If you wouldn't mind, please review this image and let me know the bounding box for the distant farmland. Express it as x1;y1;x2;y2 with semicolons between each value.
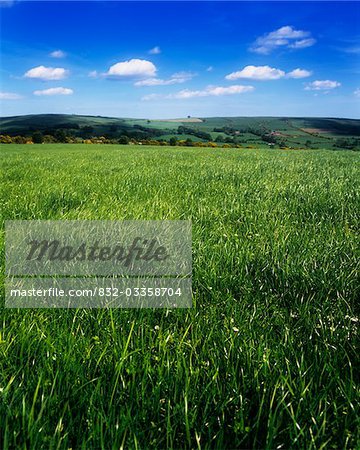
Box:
1;114;359;149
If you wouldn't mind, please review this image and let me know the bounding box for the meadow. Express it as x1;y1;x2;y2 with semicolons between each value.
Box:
0;144;359;449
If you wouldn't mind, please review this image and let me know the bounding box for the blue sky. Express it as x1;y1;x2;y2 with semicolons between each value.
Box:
1;1;359;118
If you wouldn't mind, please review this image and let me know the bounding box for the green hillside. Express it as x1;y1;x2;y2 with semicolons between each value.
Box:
1;114;359;149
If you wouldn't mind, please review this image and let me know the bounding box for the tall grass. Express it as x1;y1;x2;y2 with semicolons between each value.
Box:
0;144;359;449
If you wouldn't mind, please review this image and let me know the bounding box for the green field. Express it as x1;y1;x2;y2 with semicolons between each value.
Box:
0;144;359;449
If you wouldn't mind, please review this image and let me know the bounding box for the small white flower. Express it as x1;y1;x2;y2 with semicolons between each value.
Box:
345;315;358;323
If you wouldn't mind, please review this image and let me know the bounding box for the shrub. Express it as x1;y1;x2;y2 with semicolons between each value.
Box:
0;135;13;144
13;135;28;144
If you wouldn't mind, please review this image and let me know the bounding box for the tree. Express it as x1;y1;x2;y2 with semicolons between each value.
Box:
82;125;94;133
109;124;119;133
54;129;67;143
32;131;44;144
80;125;94;139
118;135;129;145
169;137;177;146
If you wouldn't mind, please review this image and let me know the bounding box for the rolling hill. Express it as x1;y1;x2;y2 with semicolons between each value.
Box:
1;114;359;149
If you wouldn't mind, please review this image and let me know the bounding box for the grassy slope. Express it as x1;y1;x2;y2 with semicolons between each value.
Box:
1;114;359;142
0;144;359;449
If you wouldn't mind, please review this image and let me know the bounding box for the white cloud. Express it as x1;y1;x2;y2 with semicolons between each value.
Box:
287;68;312;78
0;0;15;8
268;25;309;39
305;80;341;91
141;93;162;101
344;46;360;54
206;66;214;72
172;71;195;80
171;85;254;98
250;25;316;54
88;70;98;78
135;78;172;87
0;91;22;99
226;65;313;81
24;65;69;80
142;84;254;100
288;38;316;49
226;65;285;81
33;87;73;96
50;50;66;58
353;88;360;97
149;46;161;55
134;71;195;86
106;59;156;78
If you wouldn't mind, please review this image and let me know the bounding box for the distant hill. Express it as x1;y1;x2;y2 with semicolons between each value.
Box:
1;114;359;149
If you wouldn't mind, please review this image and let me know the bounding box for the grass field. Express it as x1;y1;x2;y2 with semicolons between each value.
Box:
0;144;359;449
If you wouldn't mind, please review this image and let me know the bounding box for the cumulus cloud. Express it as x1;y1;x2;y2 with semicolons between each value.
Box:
287;68;312;78
142;84;254;100
106;59;156;78
354;88;360;97
226;65;285;81
0;91;22;99
134;71;195;86
50;50;66;58
305;80;341;91
33;87;73;96
226;65;313;81
149;46;161;55
24;65;69;80
250;25;316;54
